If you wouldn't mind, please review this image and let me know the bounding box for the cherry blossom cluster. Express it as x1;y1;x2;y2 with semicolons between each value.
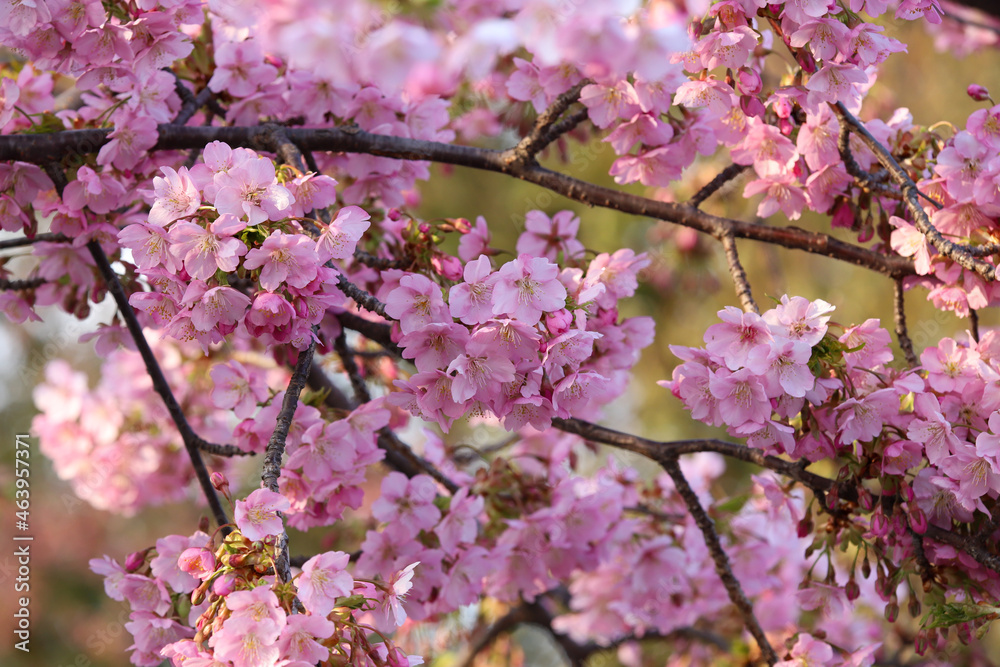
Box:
116;142;368;351
7;0;1000;663
30;339;244;514
384;211;654;432
667;298;1000;651
90;485;421;667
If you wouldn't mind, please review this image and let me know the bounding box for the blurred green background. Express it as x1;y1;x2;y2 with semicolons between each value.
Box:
3;16;1000;667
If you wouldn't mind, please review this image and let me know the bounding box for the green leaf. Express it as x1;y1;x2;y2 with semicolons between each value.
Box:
921;601;1000;630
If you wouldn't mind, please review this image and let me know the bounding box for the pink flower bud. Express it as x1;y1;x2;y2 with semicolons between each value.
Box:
968;84;991;102
831;201;855;228
387;208;402;221
124;550;147;572
908;506;928;535
545;309;573;336
870;509;888;538
740;94;766;119
845;578;860;601
736;67;762;96
452;217;471;233
431;254;463;281
212;571;237;596
772;97;794;119
211;471;229;492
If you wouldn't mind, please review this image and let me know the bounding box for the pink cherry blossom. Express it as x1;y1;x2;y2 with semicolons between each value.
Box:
297;551;354;616
492;254;567;325
243;230;319;291
234;489;290;541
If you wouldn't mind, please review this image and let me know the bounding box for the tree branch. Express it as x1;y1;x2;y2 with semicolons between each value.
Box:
720;232;758;314
0;277;46;290
893;279;918;367
86;239;231;530
504;80;591;167
0;232;70;250
661;457;777;664
833;102;996;281
0;124;916;279
691;163;750;208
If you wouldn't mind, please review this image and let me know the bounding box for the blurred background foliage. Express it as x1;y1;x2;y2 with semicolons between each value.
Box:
2;17;1000;667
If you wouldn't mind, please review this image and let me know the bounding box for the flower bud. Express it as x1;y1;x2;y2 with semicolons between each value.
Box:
908;506;928;535
387;208;402;221
968;84;991;102
736;67;762;96
908;595;921;618
431;254;463;281
845;578;860;601
124;550;147;572
740;94;766;119
211;472;229;493
884;600;899;622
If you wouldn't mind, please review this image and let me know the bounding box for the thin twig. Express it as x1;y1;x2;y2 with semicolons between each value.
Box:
552;417;1000;575
833;102;996;282
691;163;750;208
720;232;758;314
661;457;778;664
261;334;318;494
333;327;372;404
0;232;70;250
86;239;231;530
336;311;399;355
260;333;317;588
336;274;387;317
353;248;411;271
893;278;918;367
505;79;591;166
970;308;980;343
0;277;45;290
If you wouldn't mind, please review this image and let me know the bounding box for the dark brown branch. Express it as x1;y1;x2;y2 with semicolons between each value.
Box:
261;334;318;494
836;119;898;198
333;327;372;404
336;274;387;317
834;103;996;282
196;440;253;457
456;605;532;667
336;311;399;355
970;309;980;343
0;277;45;290
86;239;231;530
505;80;591;166
720;232;758;314
353;248;411;271
553;417;1000;576
306;350;459;493
893;279;918;367
690;163;750;208
261;333;317;589
660;457;778;665
0;124;916;279
0;232;70;250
